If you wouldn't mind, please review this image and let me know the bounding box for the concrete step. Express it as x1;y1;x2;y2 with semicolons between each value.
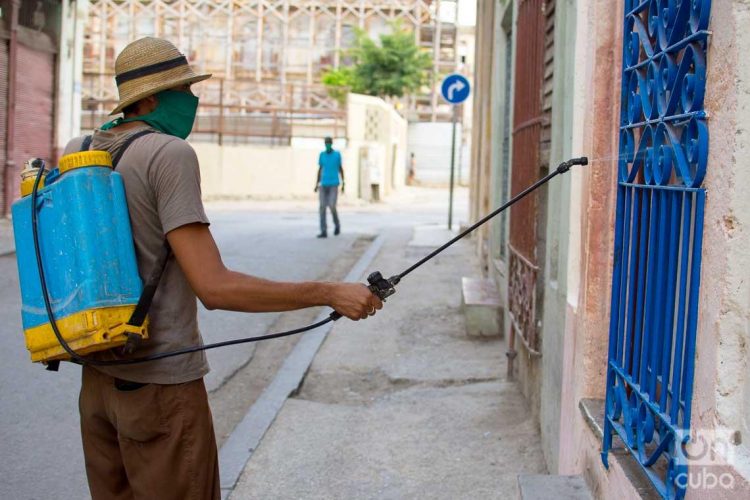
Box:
461;277;502;338
518;474;593;500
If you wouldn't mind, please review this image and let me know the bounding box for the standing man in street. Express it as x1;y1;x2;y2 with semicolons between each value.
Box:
315;136;344;238
63;38;381;500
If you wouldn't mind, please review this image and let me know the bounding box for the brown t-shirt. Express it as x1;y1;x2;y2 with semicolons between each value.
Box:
64;125;210;384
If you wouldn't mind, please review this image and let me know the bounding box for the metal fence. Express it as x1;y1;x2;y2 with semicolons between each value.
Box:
81;79;347;144
601;1;712;498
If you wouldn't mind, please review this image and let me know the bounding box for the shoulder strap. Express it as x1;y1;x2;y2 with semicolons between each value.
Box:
127;241;172;328
114;129;169;351
121;243;171;355
119;128;167;329
78;129;154;167
112;129;155;169
80;135;92;152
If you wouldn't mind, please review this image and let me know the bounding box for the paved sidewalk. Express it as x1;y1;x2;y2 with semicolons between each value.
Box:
227;226;546;499
0;219;14;256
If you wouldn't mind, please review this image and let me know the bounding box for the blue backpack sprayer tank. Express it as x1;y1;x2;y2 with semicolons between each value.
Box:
12;151;149;365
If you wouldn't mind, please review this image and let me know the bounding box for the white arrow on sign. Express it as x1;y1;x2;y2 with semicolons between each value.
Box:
447;80;466;101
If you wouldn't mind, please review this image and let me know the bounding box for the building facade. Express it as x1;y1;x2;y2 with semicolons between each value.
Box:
471;0;750;498
78;0;461;144
0;0;82;216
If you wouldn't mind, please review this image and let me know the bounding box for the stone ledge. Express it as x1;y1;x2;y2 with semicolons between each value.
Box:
461;277;502;338
462;277;502;306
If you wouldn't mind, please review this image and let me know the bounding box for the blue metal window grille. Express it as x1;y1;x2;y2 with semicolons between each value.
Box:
602;1;712;499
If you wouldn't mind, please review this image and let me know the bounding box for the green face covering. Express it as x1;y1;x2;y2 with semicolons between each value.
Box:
102;90;199;139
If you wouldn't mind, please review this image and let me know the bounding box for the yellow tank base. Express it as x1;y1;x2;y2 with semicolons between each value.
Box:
24;306;149;363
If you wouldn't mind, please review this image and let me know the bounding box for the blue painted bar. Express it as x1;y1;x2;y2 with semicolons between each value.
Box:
635;191;653;387
649;190;669;398
603;183;629;469
647;191;661;396
658;192;681;414
670;194;693;426
624;188;642;373
614;186;631;366
621;111;708;131
642;190;661;396
620;183;704;193
682;191;706;427
609;184;626;360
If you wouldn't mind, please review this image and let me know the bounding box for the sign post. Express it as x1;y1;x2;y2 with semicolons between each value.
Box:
440;74;470;230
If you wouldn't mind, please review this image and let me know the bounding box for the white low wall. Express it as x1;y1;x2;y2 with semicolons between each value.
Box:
192;93;407;201
193;142;358;200
347;93;408;200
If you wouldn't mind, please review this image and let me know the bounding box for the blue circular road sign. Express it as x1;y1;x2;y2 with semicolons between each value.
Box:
440;74;471;104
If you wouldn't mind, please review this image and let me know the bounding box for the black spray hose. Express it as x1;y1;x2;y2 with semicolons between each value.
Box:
31;161;90;365
398;157;588;281
31;157;587;367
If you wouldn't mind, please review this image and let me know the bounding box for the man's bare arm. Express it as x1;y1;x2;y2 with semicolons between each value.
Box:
166;223;382;320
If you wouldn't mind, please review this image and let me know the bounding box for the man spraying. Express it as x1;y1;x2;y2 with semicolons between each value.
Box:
63;38;381;500
314;136;344;238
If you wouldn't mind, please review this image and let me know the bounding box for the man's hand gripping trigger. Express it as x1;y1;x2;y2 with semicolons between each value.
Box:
329;271;399;321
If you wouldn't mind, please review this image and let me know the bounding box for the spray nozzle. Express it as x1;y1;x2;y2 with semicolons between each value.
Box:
556;156;589;174
570;157;589;166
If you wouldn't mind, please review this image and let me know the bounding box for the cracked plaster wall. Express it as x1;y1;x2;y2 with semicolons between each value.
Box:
690;0;750;492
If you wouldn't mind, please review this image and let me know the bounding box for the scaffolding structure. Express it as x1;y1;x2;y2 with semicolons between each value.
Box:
81;0;459;142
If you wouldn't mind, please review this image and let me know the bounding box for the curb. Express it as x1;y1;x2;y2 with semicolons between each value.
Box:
218;234;386;499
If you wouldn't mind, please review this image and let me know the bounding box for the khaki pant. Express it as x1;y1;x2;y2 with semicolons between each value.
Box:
79;366;220;500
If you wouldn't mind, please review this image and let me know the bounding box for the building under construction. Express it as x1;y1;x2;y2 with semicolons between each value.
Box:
81;0;460;143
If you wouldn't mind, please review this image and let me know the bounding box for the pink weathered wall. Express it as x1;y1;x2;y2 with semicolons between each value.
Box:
558;0;621;477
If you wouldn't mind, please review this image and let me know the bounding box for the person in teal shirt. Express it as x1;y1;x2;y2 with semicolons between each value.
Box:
314;137;345;238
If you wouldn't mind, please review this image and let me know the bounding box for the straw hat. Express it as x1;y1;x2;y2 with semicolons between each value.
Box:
111;37;211;115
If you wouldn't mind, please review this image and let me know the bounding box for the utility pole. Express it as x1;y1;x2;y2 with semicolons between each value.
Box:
440;73;470;231
448;104;457;230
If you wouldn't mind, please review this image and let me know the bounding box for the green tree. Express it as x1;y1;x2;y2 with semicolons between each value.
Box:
322;25;432;102
321;67;355;105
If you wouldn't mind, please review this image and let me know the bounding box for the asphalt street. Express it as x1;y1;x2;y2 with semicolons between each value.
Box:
0;187;468;499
